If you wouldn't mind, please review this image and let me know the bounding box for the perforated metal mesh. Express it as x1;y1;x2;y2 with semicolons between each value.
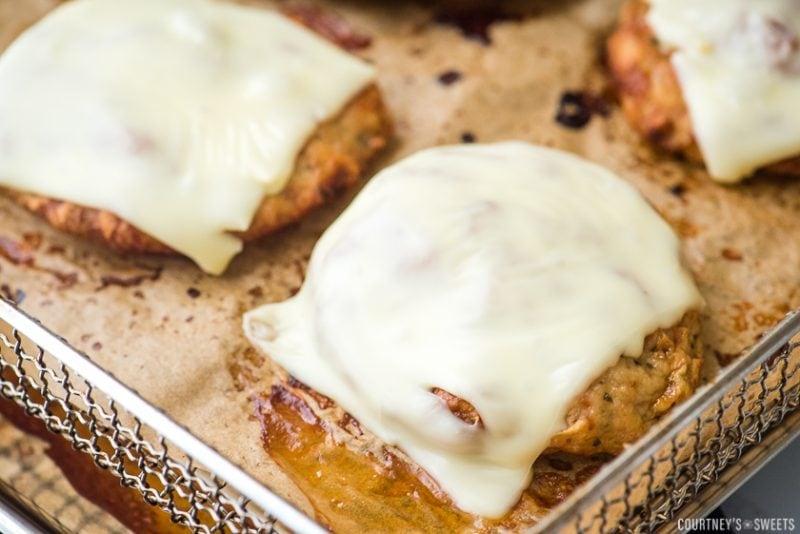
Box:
536;312;800;533
0;296;798;533
0;299;307;534
0;419;126;533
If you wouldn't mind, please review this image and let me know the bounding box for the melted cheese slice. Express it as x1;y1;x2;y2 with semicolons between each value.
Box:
0;0;375;274
244;142;702;517
647;0;800;182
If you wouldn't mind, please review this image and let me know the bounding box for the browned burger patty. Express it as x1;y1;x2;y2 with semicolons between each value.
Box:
3;7;392;256
547;310;702;455
252;311;702;530
6;85;391;255
607;0;800;176
431;311;702;456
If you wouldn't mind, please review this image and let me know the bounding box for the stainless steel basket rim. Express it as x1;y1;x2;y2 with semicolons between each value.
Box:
0;298;326;534
2;295;798;533
534;310;800;532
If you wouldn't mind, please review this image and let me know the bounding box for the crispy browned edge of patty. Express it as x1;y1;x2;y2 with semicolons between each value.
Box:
284;310;701;461
607;0;800;176
5;84;391;255
250;313;701;529
546;310;702;456
256;312;702;528
430;311;703;457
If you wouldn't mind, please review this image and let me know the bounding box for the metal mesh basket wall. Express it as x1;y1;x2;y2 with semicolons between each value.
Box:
0;297;798;533
536;312;800;533
0;426;128;533
0;299;325;534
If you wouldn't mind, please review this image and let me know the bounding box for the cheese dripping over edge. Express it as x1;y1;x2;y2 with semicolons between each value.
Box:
244;142;702;517
647;0;800;183
0;0;375;274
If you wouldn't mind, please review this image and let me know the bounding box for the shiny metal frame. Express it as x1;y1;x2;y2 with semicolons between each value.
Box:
537;311;800;533
0;298;325;533
0;296;798;533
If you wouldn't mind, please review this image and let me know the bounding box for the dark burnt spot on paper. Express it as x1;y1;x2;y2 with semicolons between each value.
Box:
555;91;611;130
437;69;462;86
721;248;743;261
0;236;34;266
97;265;163;291
668;183;687;198
434;7;522;45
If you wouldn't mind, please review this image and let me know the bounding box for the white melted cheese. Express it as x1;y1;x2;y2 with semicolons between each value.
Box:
647;0;800;183
244;142;702;517
0;0;375;274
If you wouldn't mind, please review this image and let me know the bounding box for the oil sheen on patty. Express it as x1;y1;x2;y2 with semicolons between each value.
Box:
244;142;703;517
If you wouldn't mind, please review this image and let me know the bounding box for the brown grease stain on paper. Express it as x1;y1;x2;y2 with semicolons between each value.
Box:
1;0;800;531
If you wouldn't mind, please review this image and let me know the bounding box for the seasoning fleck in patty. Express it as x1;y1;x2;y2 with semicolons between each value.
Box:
546;310;702;455
251;312;702;530
607;0;800;176
430;311;702;456
3;7;392;257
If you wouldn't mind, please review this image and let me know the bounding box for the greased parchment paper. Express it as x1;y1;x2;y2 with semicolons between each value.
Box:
1;0;799;526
